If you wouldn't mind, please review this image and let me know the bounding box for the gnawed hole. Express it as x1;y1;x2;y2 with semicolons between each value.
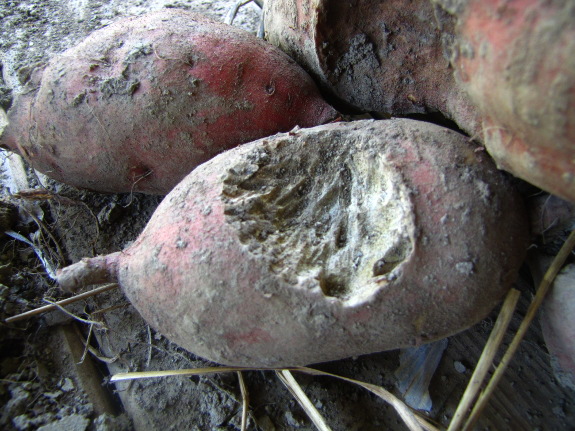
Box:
222;135;414;301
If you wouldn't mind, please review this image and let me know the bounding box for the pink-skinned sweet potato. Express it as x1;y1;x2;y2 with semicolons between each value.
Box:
56;119;529;367
264;0;575;202
0;9;337;194
449;0;575;202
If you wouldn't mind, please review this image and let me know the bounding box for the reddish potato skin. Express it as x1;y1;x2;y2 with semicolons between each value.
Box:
452;0;575;202
0;9;337;194
264;0;575;202
57;119;529;367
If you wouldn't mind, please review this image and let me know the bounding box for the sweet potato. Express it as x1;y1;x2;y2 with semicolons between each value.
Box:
0;9;337;194
263;0;476;130
56;119;529;367
540;264;575;391
529;253;575;391
264;0;575;202
448;0;575;202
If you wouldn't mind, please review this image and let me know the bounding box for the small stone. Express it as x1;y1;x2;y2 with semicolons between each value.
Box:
37;414;89;431
97;202;123;225
93;413;132;431
256;415;276;431
43;390;62;400
12;414;32;431
284;410;303;428
5;387;31;416
60;378;74;392
454;361;467;373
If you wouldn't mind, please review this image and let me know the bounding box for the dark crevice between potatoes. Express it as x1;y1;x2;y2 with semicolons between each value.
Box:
222;133;415;301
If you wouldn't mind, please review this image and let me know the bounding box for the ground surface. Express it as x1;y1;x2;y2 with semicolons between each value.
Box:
0;1;574;430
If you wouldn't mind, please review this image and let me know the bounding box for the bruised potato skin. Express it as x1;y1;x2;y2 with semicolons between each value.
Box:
0;9;337;194
58;119;529;367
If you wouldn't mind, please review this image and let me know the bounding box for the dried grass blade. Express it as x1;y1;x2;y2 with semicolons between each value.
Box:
110;366;258;382
276;370;332;431
294;367;437;431
237;371;249;431
447;288;520;431
462;229;575;430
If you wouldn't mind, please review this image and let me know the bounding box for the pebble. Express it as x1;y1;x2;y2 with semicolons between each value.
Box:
284;410;303;428
60;378;74;392
454;361;467;373
37;414;89;431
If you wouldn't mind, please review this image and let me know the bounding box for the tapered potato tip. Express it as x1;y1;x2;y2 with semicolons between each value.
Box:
57;252;120;292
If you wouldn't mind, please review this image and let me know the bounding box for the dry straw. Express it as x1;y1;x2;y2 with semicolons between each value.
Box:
6;230;575;430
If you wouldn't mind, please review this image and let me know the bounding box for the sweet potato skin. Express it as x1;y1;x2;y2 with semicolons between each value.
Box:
264;0;575;202
263;0;479;134
540;264;575;390
0;9;337;194
451;0;575;201
58;119;529;367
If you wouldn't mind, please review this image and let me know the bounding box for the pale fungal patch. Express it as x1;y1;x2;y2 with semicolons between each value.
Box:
222;134;415;301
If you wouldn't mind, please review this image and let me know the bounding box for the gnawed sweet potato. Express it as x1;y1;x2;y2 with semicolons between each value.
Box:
0;9;337;194
57;119;529;367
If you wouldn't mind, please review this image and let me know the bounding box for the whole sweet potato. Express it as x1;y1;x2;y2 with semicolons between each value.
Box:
264;0;575;202
57;119;529;367
0;9;337;194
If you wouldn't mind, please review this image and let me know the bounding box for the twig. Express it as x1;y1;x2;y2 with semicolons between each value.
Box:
447;288;521;431
462;229;575;430
123;169;153;208
31;215;66;265
4;283;118;323
146;325;153;368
